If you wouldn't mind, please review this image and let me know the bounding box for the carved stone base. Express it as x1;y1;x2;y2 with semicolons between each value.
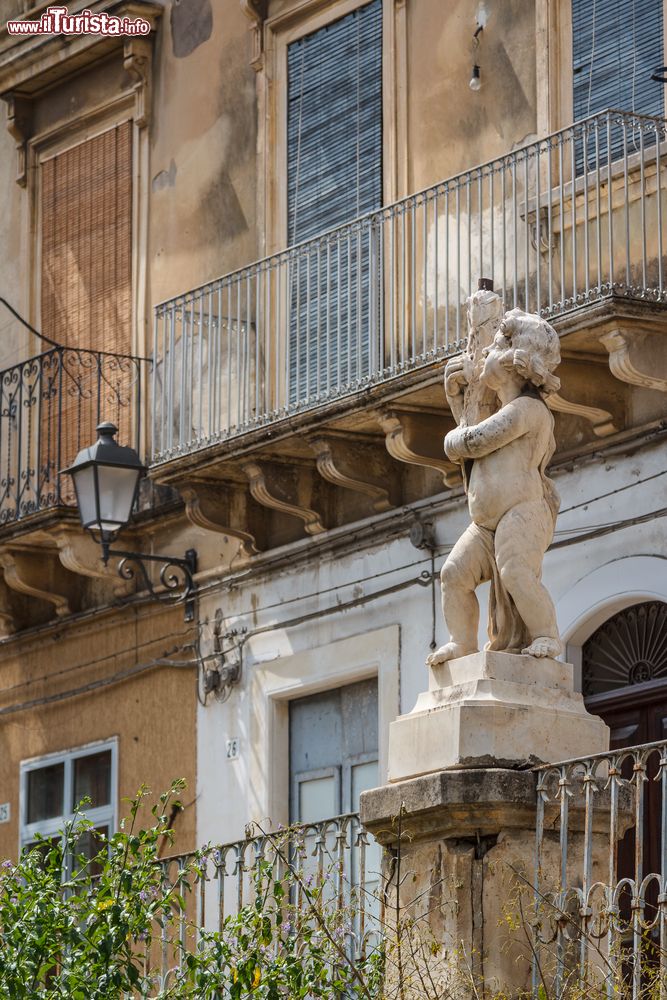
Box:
387;650;609;781
360;766;622;996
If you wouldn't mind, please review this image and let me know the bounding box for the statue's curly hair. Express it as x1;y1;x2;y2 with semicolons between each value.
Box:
495;308;561;396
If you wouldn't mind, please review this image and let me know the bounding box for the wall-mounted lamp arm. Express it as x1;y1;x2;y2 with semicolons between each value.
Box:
102;545;198;621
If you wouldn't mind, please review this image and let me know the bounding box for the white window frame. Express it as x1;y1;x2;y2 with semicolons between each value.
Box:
19;738;118;855
248;625;399;830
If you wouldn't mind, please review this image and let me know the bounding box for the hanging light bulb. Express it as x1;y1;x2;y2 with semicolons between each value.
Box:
469;16;484;93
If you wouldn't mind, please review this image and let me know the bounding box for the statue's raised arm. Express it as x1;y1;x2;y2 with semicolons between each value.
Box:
444;281;504;485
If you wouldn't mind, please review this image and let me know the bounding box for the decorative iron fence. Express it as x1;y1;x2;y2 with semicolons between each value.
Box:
0;347;145;525
533;739;667;999
152;108;667;462
117;740;667;997
152;813;380;992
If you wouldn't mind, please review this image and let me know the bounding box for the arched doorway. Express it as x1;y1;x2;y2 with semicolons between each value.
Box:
583;600;667;897
583;600;667;748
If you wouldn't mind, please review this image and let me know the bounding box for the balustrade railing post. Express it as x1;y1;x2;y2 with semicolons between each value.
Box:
657;121;664;297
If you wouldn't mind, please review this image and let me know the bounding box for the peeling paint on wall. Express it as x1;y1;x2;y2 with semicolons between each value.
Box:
171;0;213;58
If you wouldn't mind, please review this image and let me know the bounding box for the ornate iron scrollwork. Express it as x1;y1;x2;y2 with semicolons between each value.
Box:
107;547;197;621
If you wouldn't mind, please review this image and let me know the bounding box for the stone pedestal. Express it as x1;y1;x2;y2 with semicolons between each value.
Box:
360;767;618;997
360;652;613;995
388;650;609;780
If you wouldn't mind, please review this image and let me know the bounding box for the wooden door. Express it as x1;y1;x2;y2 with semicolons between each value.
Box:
585;680;667;925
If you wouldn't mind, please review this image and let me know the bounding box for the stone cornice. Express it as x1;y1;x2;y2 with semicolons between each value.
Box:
0;1;162;183
0;0;162;96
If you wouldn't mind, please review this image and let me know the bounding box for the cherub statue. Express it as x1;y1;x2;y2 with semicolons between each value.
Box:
428;305;562;665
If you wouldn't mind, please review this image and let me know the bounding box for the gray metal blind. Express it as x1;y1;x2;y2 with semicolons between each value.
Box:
287;0;382;402
288;0;382;242
573;0;664;121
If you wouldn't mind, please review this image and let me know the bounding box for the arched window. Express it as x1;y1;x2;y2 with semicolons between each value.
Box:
582;601;667;696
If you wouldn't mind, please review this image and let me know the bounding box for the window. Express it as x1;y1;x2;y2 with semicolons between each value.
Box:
583;601;667;696
40;121;133;355
39;122;134;501
289;679;381;926
286;0;383;402
583;601;667;915
20;743;116;868
572;0;664;168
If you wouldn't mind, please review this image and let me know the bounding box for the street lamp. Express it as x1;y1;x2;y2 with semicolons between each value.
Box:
65;422;145;556
63;422;197;620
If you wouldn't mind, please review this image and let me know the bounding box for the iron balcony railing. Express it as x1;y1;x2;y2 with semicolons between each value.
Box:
533;739;667;999
145;740;667;997
152;108;667;463
152;813;380;992
0;346;146;525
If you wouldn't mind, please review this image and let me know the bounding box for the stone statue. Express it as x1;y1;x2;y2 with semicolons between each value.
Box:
428;296;563;666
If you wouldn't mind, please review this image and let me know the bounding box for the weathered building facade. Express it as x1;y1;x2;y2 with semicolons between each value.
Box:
0;0;665;899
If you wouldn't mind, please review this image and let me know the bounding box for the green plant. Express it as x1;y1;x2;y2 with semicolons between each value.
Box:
6;786;662;999
0;781;194;998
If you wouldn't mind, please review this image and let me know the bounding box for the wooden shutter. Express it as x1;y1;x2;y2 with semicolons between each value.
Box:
286;0;383;402
41;121;132;354
39;122;133;502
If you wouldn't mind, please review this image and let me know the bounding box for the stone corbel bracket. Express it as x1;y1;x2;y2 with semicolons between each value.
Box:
547;393;617;437
240;0;267;71
307;435;393;513
54;527;133;597
123;34;153;128
374;408;461;489
3;93;30;186
0;546;77;618
600;330;667;393
180;480;261;558
243;460;326;536
0;576;17;637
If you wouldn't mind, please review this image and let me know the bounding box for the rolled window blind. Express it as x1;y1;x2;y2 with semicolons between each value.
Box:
572;0;664;122
40;122;133;494
41;121;132;355
287;0;382;402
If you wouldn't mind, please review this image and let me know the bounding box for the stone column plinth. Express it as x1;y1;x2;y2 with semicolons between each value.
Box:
388;650;609;780
360;651;614;996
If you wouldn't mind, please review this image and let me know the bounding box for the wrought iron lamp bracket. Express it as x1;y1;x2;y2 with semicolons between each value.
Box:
102;544;198;621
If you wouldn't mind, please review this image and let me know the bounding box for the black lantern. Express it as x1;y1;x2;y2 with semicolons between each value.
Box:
63;422;197;620
64;422;146;558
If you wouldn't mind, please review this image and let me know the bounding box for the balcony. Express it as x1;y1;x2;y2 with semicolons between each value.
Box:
0;343;145;527
150;109;667;553
1;109;667;623
0;324;149;633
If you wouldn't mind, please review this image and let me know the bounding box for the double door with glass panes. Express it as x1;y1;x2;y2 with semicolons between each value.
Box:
289;678;381;929
289;678;378;824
